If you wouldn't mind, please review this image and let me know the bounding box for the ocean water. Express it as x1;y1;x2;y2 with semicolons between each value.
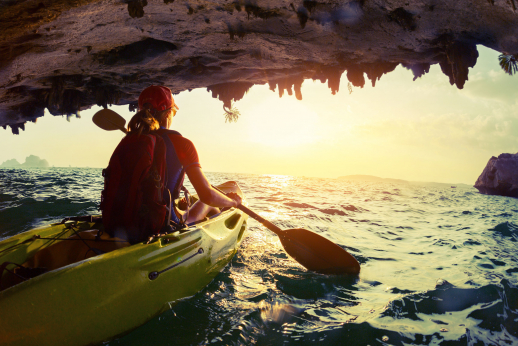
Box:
1;168;518;345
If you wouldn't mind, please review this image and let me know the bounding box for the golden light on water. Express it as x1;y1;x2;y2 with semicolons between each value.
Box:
259;205;314;223
260;174;294;188
259;302;299;324
258;209;291;222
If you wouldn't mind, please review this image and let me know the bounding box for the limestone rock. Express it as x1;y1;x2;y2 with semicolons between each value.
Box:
0;155;49;168
0;158;21;167
474;153;518;198
22;155;50;168
1;0;518;134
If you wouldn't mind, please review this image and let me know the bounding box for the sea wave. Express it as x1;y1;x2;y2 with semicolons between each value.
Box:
1;168;518;345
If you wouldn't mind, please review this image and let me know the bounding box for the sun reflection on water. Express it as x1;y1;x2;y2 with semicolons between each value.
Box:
260;174;294;188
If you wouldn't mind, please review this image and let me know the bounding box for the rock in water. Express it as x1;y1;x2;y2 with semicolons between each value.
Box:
474;154;518;197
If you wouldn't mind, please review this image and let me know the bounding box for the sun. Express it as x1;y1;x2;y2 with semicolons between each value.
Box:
246;97;320;148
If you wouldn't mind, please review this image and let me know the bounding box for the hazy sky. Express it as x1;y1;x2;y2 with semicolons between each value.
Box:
1;46;517;184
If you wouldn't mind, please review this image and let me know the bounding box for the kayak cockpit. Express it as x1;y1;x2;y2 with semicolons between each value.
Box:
22;229;130;271
0;211;234;292
0;218;131;292
0;181;247;294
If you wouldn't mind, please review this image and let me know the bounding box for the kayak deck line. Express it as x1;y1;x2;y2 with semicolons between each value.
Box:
149;247;204;280
0;180;249;346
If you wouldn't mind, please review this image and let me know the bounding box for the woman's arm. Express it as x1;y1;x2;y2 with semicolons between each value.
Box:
185;166;241;207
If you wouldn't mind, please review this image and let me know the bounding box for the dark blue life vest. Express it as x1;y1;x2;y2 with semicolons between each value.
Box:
156;128;186;224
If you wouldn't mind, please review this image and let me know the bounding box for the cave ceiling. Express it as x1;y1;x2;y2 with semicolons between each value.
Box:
1;0;517;134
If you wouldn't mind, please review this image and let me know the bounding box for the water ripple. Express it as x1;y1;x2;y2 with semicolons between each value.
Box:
2;169;518;345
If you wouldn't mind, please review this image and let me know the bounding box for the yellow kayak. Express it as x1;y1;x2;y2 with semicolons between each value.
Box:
0;181;248;346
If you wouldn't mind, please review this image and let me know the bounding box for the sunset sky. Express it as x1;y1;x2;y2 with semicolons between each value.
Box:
1;46;517;184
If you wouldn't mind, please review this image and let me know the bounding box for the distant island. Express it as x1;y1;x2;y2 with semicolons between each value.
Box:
338;175;408;184
0;155;50;168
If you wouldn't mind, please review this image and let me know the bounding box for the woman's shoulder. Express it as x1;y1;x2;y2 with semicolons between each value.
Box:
156;128;182;137
166;129;182;137
160;130;196;149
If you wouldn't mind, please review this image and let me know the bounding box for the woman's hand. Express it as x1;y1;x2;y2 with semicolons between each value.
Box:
178;197;189;210
226;192;242;207
186;166;242;208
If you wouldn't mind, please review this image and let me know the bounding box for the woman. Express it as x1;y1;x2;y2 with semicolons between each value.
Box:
128;85;241;225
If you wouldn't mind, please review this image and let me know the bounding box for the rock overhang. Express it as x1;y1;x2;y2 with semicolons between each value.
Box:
1;0;517;134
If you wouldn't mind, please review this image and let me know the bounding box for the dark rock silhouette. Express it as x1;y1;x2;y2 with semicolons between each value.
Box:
268;76;304;100
0;155;49;168
312;66;345;95
474;153;518;198
388;7;416;31
364;62;399;87
402;63;431;81
346;65;366;89
101;38;178;66
344;62;399;88
0;159;21;167
126;0;148;18
22;155;50;168
207;82;254;109
438;40;479;89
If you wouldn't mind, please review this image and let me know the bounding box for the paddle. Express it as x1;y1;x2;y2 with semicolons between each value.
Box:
92;108;361;275
92;109;128;134
212;186;360;275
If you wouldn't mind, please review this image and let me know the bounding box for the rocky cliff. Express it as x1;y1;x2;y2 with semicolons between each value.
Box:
1;0;518;134
0;155;50;168
474;153;518;198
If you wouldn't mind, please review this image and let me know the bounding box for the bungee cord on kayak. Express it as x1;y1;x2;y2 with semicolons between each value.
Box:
0;223;127;290
148;247;205;281
0;231;128;256
0;217;129;257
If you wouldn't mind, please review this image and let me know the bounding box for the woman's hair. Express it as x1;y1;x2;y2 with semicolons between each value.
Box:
127;106;172;135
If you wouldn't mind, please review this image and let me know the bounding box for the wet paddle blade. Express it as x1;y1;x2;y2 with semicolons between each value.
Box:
92;109;127;133
278;228;360;275
214;184;361;275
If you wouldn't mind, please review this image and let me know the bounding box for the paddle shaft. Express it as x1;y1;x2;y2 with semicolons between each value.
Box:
236;204;283;235
211;185;283;235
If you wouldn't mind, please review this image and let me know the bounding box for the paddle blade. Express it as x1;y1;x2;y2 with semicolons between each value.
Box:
92;109;127;133
278;229;360;275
